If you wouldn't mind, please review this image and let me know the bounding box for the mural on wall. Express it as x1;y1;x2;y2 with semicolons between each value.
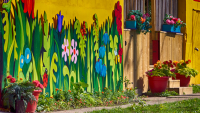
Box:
0;0;123;96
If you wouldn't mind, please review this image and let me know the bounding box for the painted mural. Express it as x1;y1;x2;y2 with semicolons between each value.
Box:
0;0;123;96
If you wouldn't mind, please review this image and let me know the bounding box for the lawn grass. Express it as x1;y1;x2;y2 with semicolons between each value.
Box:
90;98;200;113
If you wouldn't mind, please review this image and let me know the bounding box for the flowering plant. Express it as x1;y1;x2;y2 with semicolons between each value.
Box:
163;14;186;28
2;76;43;111
172;60;198;77
127;10;152;34
146;60;176;77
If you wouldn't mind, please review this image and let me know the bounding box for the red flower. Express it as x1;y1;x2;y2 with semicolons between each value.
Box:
39;84;44;89
6;75;12;79
130;15;136;20
185;61;189;64
188;59;191;63
33;80;40;87
22;0;35;19
43;71;48;88
118;43;123;63
172;18;178;22
10;78;16;83
169;60;172;64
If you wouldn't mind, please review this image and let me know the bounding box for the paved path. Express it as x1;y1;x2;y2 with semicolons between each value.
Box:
50;93;200;113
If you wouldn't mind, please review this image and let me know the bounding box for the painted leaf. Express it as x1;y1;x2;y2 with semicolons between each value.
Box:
19;71;25;81
26;19;30;44
2;10;9;52
63;65;69;77
50;53;58;96
32;54;38;81
26;62;33;80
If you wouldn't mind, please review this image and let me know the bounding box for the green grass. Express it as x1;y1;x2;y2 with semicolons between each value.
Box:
90;98;200;113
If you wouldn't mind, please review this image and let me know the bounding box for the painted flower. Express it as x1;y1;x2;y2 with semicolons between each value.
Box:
95;59;103;74
100;64;107;77
22;0;35;19
102;32;110;45
70;39;79;64
20;55;25;69
57;11;64;32
10;78;16;83
43;69;48;88
118;44;123;63
115;1;122;36
130;15;136;20
25;48;32;64
166;19;171;25
62;38;69;62
114;49;118;56
6;75;12;79
99;46;106;58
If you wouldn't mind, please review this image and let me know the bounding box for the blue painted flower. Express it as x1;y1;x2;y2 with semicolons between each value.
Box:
95;59;102;74
20;55;25;69
57;11;64;32
100;64;107;77
25;48;32;64
102;32;110;45
99;46;106;58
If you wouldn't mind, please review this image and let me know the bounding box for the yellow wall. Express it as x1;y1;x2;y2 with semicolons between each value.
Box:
33;0;123;29
178;0;200;84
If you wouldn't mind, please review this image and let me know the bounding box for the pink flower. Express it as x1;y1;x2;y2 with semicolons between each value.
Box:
33;80;40;87
170;16;173;18
180;22;182;24
170;20;175;24
130;15;135;20
166;19;171;25
70;39;79;64
10;78;16;83
62;38;69;62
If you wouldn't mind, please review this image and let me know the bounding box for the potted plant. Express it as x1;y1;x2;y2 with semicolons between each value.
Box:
171;60;198;87
162;14;186;33
126;10;151;34
2;75;43;113
146;60;175;93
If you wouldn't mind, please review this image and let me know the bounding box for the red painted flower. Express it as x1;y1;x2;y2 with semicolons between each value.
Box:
10;78;16;83
6;75;12;79
115;1;122;36
22;0;35;19
43;69;48;88
118;43;123;63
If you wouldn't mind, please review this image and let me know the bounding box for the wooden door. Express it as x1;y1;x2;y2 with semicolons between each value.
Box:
191;10;200;84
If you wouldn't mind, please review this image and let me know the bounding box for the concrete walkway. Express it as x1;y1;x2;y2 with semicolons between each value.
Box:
50;93;200;113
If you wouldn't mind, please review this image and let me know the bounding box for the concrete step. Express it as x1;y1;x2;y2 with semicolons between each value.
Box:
167;87;193;95
168;80;180;88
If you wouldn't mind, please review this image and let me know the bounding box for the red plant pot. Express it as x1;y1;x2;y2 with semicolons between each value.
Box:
148;76;169;93
172;73;190;87
25;90;42;113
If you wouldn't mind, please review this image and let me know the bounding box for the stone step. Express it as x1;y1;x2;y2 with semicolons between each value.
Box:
168;80;180;88
167;87;193;95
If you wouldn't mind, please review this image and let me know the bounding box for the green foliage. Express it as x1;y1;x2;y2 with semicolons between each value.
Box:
147;90;179;97
174;60;198;78
190;85;200;93
2;80;36;110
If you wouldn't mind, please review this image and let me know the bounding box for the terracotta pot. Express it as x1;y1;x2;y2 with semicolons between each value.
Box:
25;90;42;113
172;73;190;87
148;76;169;93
